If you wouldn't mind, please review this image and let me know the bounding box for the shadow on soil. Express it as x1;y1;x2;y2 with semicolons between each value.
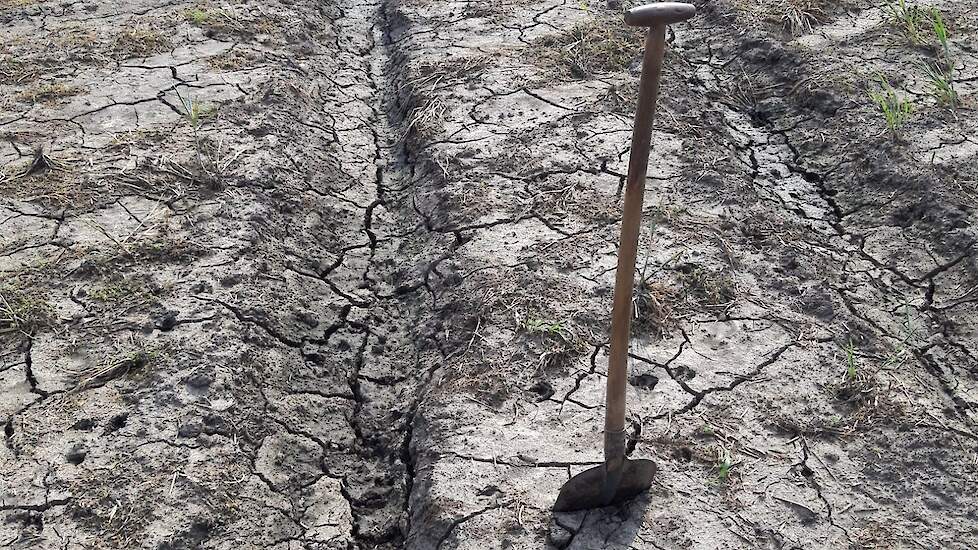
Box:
549;495;651;549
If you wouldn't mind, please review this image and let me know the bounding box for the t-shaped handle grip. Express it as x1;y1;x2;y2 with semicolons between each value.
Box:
624;2;696;26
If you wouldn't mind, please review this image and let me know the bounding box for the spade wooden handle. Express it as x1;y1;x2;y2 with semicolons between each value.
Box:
604;5;693;438
604;25;667;436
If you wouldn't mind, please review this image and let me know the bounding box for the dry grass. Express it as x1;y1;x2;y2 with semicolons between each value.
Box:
15;82;82;104
88;276;158;308
632;259;735;336
738;0;834;36
632;278;677;339
0;283;55;336
404;55;489;95
70;349;155;392
597;82;639;114
833;369;877;407
0;167;77;205
534;15;643;78
53;26;103;64
0;148;88;206
5;22;171;70
160;130;239;192
106;129;169;153
436;271;596;403
801;344;909;436
68;428;248;547
183;6;278;37
676;264;737;311
850;523;910;550
777;0;827;36
460;0;536;19
0;40;40;84
406;96;450;135
112;28;172;59
0;0;36;8
522;314;588;371
207;49;261;71
402;56;489;136
0;57;38;84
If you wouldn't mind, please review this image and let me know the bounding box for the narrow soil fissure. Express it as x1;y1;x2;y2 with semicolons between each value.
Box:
328;0;450;546
703;54;977;432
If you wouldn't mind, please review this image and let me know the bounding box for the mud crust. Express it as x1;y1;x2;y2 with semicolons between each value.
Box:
3;0;978;548
1;0;451;548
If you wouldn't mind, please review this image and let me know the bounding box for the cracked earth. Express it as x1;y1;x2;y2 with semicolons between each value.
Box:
1;0;977;548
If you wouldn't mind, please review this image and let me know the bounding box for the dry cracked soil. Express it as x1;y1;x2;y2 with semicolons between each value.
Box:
1;0;977;548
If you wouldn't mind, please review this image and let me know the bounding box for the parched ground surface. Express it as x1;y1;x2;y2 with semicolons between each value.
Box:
1;0;977;549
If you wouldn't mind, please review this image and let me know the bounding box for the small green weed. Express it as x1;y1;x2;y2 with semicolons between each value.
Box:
843;338;858;381
920;10;958;107
868;76;912;137
175;89;214;131
834;338;876;404
172;87;224;188
886;0;930;45
525;317;570;338
921;62;957;106
523;315;585;370
186;8;209;25
713;446;738;484
931;8;950;54
884;301;920;367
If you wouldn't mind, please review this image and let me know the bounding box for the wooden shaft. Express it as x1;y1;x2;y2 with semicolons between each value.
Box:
604;25;667;436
